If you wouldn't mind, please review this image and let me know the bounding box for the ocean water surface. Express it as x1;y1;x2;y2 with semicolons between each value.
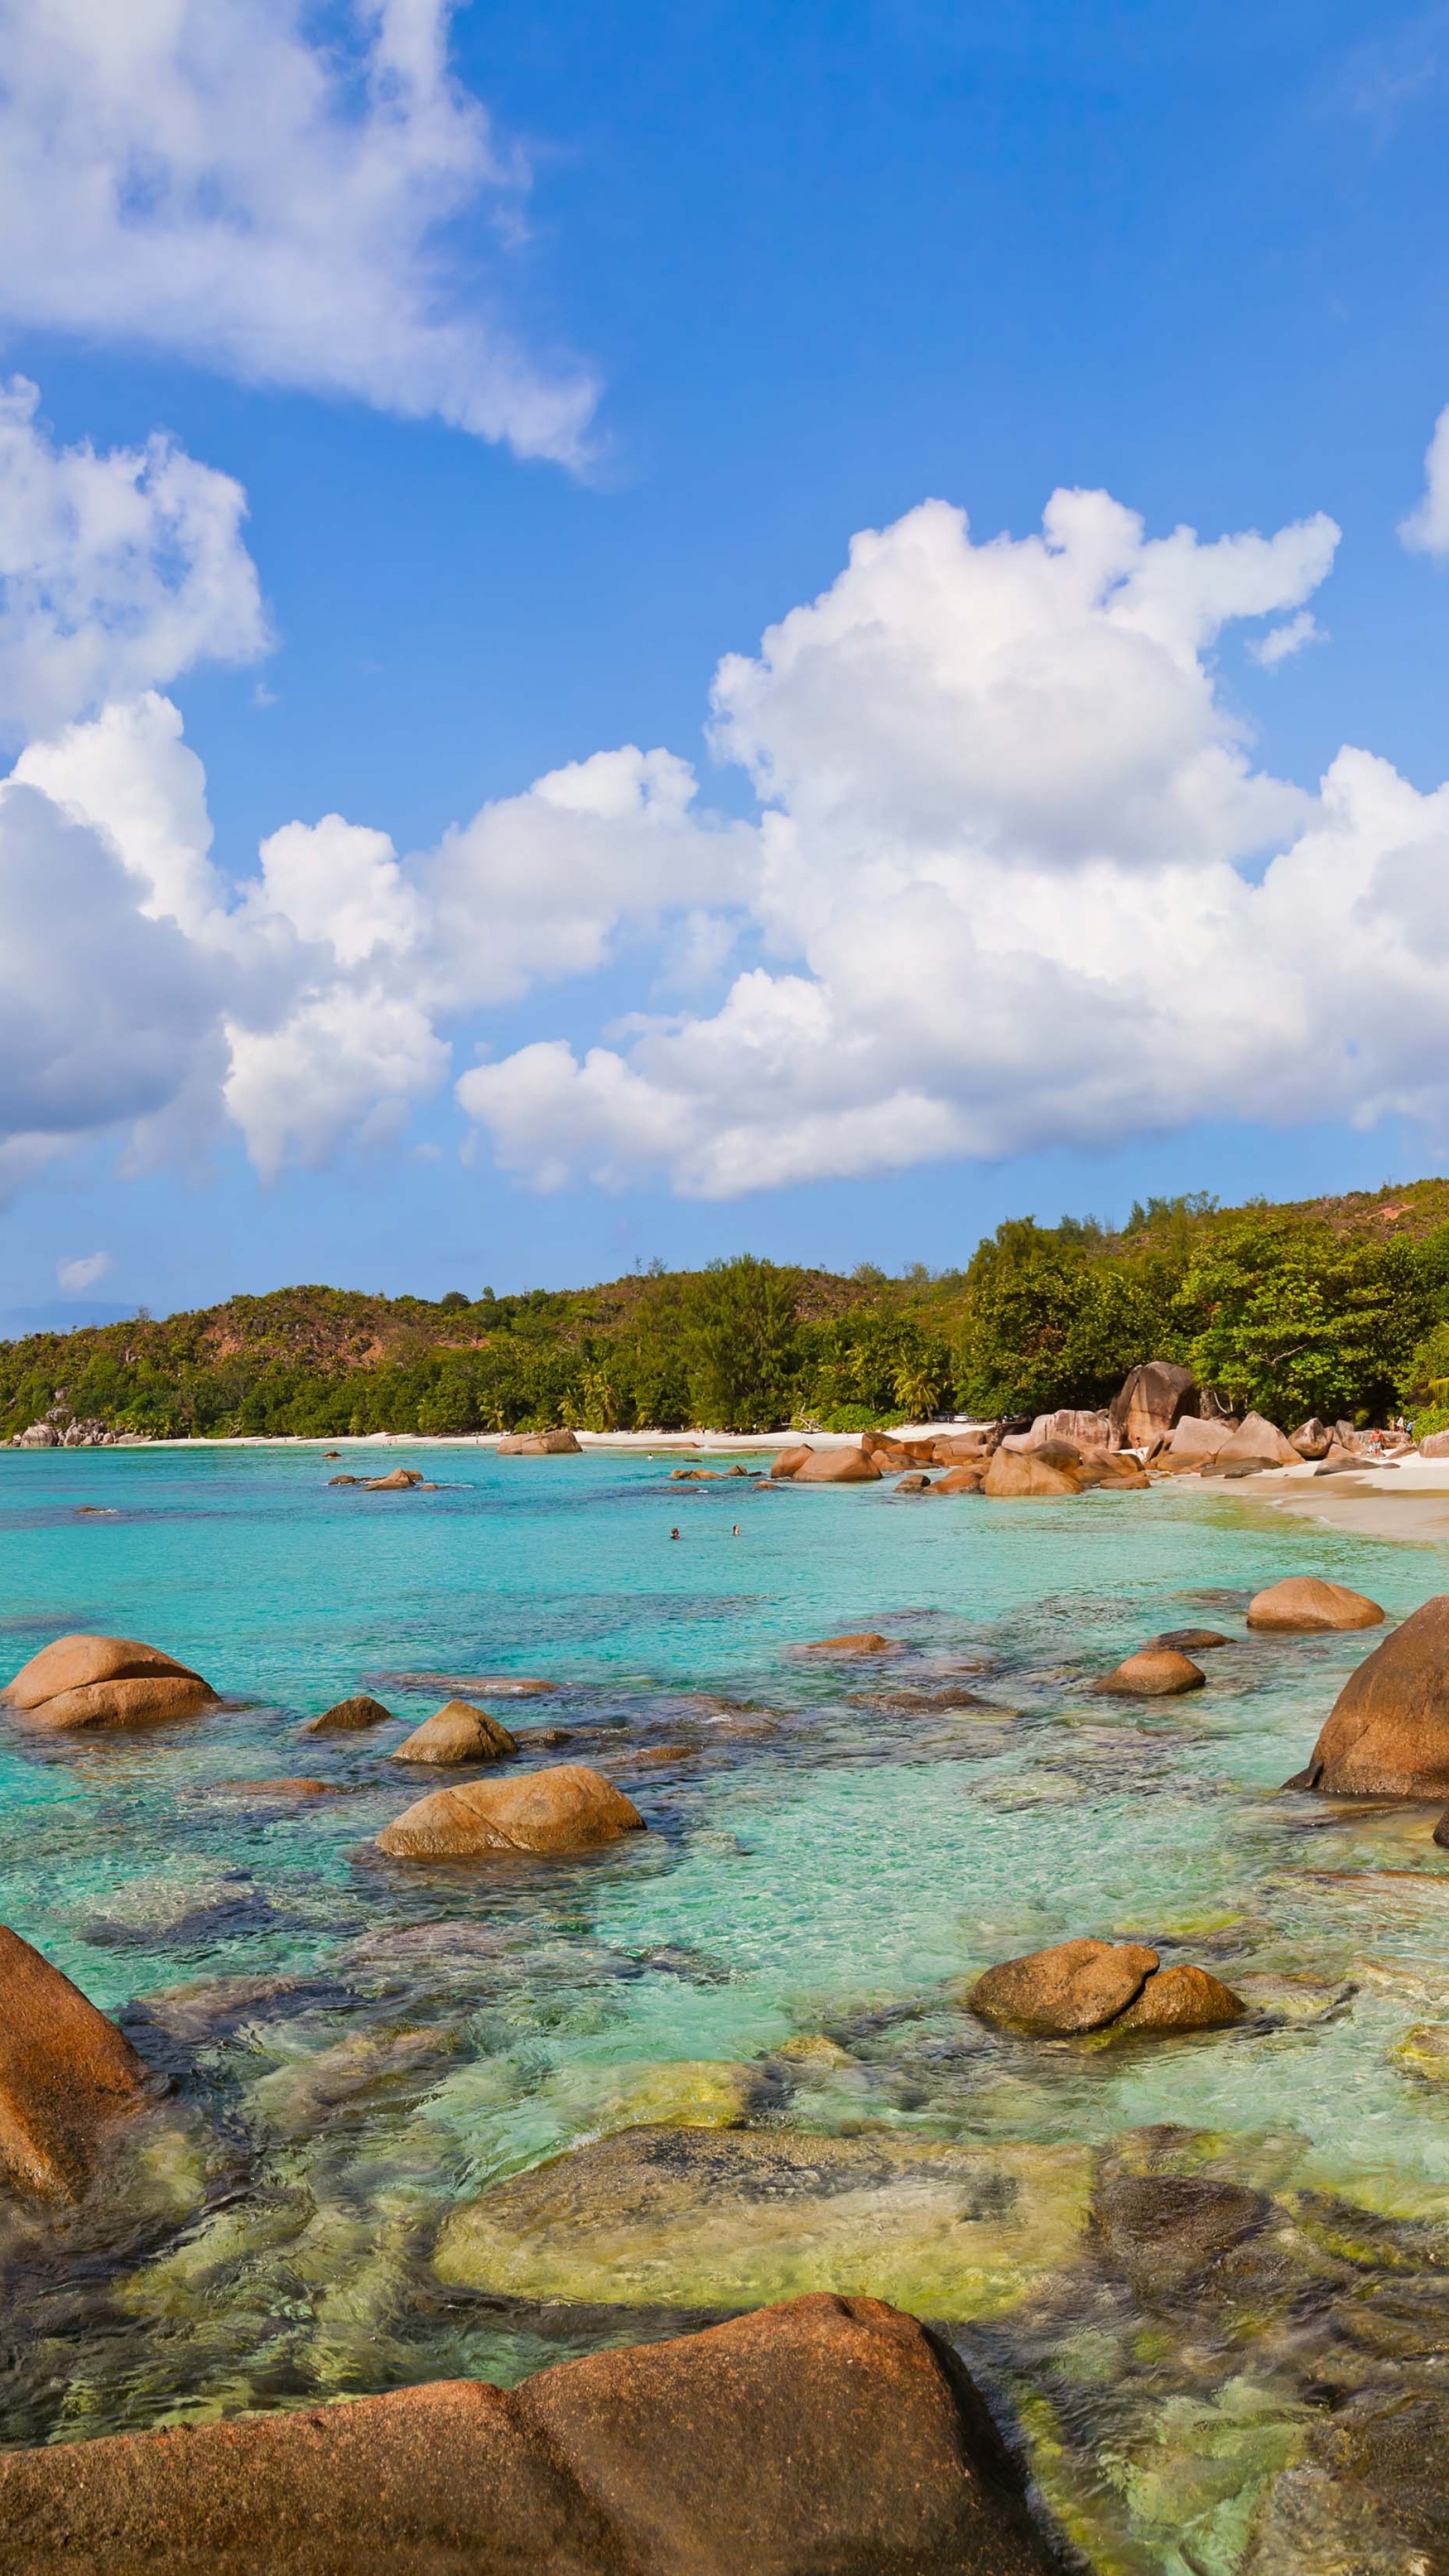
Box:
4;1441;1449;2562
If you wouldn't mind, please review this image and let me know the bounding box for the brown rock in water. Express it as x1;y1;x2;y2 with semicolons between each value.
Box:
1110;1964;1246;2033
1246;1577;1384;1633
378;1763;644;1860
802;1632;898;1654
1144;1629;1232;1654
1291;1595;1449;1796
496;1428;582;1455
1110;1360;1199;1450
0;2294;1055;2576
302;1695;393;1733
215;1778;337;1800
390;1699;518;1766
932;1463;985;1493
1093;1650;1205;1698
895;1472;932;1493
969;1937;1159;2034
362;1467;425;1491
1095;2171;1269;2295
2;1633;211;1711
769;1444;813;1479
983;1447;1081;1499
17;1674;217;1731
327;1473;362;1485
794;1448;883;1484
0;1923;148;2200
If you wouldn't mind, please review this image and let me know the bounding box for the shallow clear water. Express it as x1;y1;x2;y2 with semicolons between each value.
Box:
5;1443;1449;2559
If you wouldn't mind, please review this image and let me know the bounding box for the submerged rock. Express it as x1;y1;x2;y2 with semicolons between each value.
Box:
802;1631;897;1655
0;2293;1057;2576
0;1924;150;2200
1094;2169;1270;2296
968;1938;1159;2035
376;1763;645;1860
389;1700;519;1766
1093;1649;1205;1698
1143;1628;1232;1653
1247;1577;1384;1633
932;1462;986;1493
1390;2024;1449;2080
435;2124;1093;2320
1;1633;217;1732
302;1693;393;1733
1289;1593;1449;1795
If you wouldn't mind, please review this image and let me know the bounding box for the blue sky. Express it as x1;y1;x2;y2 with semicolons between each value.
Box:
5;0;1449;1326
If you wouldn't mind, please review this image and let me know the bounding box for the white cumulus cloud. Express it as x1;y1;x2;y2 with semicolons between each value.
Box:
58;1250;111;1294
1401;405;1449;556
0;0;595;464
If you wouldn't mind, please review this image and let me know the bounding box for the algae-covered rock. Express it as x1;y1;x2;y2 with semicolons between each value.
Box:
1390;2023;1449;2081
434;2123;1093;2318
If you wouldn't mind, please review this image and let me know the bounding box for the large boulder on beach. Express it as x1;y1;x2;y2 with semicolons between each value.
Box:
302;1694;392;1733
1028;1407;1113;1450
390;1700;518;1766
2;1635;218;1733
1291;1595;1449;1795
0;1924;149;2200
931;1430;995;1463
1290;1417;1332;1458
1246;1577;1384;1633
496;1428;582;1455
968;1938;1160;2035
377;1763;644;1860
0;2293;1057;2576
983;1447;1080;1499
1211;1411;1299;1470
1111;1361;1198;1449
1165;1413;1236;1465
1093;1648;1205;1697
794;1447;882;1484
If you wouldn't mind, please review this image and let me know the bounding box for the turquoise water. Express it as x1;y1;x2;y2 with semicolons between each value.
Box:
5;1440;1449;2538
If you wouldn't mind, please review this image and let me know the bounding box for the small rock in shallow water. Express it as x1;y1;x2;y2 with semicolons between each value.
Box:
1142;1627;1233;1653
968;1938;1160;2035
377;1762;645;1859
303;1694;392;1733
1390;2023;1449;2080
389;1700;518;1766
1093;1649;1205;1698
213;1777;338;1799
1110;1964;1246;2033
801;1631;898;1655
1247;1576;1385;1633
1094;2170;1271;2296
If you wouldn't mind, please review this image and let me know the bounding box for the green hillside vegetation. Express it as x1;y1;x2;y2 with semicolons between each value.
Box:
9;1178;1449;1442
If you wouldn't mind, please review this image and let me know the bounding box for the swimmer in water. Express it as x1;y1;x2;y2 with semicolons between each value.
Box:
670;1526;680;1540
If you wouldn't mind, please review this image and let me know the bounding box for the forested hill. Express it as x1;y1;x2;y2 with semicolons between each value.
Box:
9;1177;1449;1442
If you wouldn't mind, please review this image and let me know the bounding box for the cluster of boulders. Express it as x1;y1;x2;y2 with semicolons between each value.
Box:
328;1466;441;1491
11;1407;117;1446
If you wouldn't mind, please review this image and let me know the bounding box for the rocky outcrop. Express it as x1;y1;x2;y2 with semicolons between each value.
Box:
1028;1407;1113;1450
1289;1594;1449;1795
1093;1650;1205;1697
802;1631;897;1654
302;1694;393;1733
496;1429;582;1455
1110;1361;1198;1450
390;1700;519;1765
931;1430;997;1464
1;1635;217;1732
969;1938;1161;2033
0;1924;150;2199
377;1763;645;1860
0;2293;1057;2576
793;1448;883;1483
769;1444;813;1479
968;1937;1244;2040
983;1446;1081;1499
932;1463;985;1493
1246;1578;1384;1633
361;1467;425;1491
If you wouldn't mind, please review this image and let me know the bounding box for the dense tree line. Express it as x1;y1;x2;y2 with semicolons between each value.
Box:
8;1182;1449;1441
